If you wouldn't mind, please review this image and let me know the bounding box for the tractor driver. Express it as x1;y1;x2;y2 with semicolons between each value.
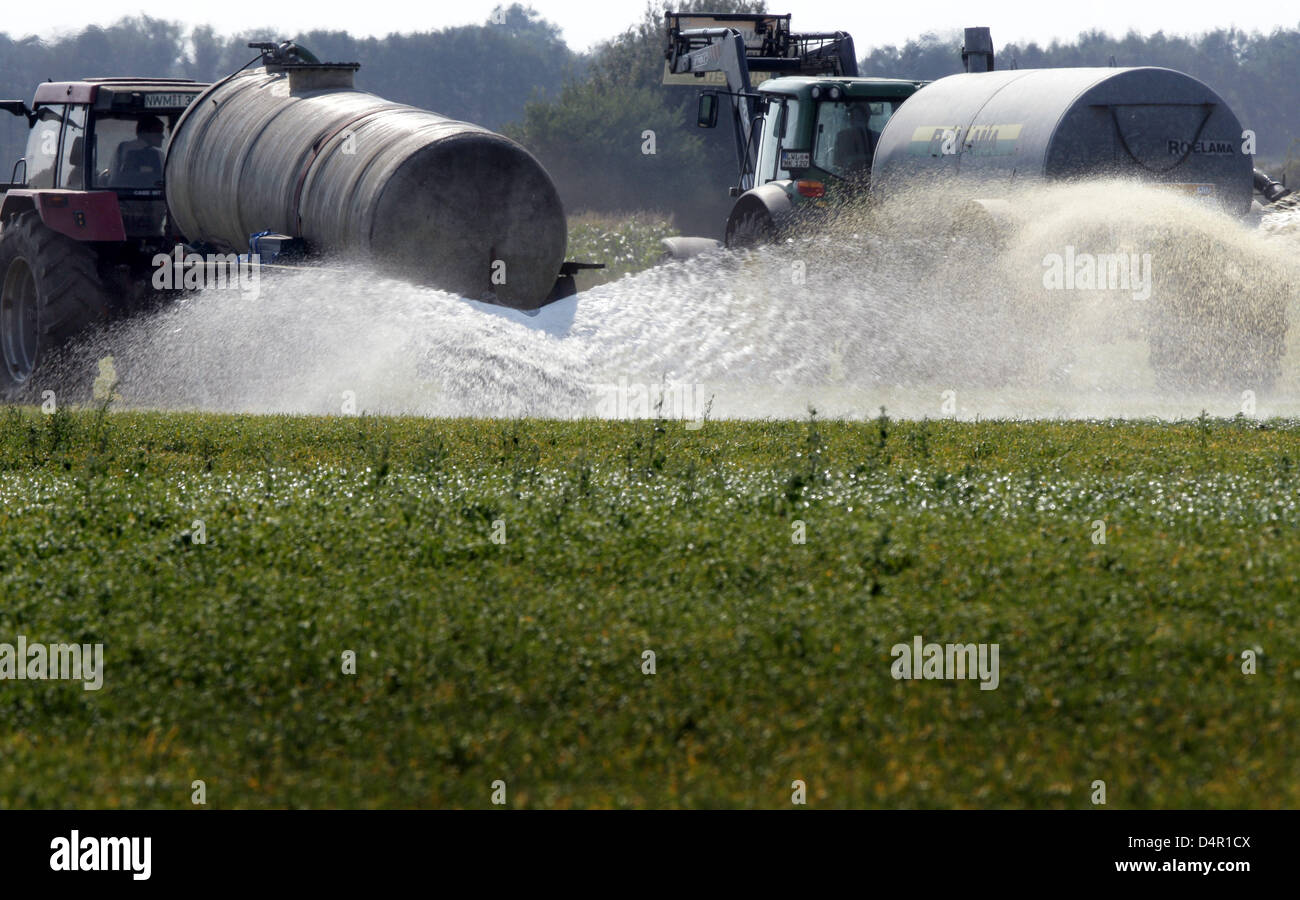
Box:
830;104;877;178
111;115;166;188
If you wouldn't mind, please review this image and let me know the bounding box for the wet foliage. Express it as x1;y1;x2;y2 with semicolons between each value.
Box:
0;408;1296;807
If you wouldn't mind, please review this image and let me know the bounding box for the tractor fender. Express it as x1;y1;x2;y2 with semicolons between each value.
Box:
0;190;125;241
725;182;795;247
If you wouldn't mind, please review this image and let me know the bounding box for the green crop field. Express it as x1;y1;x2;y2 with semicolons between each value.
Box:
0;406;1296;808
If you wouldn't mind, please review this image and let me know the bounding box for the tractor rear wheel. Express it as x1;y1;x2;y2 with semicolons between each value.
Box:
726;209;775;249
0;211;110;393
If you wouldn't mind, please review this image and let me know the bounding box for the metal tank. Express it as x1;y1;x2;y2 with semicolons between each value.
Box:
165;44;567;310
871;67;1254;214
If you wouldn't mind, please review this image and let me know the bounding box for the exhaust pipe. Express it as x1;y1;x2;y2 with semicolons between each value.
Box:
962;27;995;73
1253;168;1293;204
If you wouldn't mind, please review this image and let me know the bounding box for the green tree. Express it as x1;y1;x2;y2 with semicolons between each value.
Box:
510;77;707;218
507;1;767;236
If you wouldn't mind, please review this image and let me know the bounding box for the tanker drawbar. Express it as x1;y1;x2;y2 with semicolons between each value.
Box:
165;43;570;310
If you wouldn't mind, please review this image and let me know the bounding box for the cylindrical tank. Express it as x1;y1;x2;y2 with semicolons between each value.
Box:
872;67;1254;214
165;63;566;309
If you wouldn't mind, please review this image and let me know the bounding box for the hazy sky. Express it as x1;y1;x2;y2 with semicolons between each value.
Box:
5;1;1299;51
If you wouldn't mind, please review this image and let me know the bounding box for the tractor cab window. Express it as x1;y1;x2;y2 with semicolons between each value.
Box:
57;105;88;189
92;113;169;190
753;96;800;185
812;99;901;180
25;104;64;189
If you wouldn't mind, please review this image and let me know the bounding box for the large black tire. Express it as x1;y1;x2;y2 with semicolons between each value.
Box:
725;208;775;249
0;210;110;392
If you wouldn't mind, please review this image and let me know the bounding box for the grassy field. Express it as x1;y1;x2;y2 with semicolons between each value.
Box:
0;406;1296;808
564;212;678;290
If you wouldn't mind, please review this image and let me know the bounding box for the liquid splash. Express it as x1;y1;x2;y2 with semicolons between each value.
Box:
51;181;1300;420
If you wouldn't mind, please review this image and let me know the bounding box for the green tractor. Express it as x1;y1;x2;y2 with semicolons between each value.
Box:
660;12;926;254
712;75;924;246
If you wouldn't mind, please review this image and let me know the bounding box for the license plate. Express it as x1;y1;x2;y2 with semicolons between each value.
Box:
144;93;197;109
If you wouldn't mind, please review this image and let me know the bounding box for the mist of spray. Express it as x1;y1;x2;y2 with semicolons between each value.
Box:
63;181;1300;420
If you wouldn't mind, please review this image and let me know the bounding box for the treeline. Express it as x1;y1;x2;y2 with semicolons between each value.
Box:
0;6;580;182
2;6;1298;237
861;27;1300;162
507;0;769;236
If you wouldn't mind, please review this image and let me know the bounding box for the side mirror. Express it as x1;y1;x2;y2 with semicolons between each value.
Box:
697;92;719;129
0;101;34;123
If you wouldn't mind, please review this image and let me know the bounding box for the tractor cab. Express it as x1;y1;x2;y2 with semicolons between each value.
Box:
2;78;208;240
0;78;207;390
720;76;925;245
662;12;925;247
748;77;924;196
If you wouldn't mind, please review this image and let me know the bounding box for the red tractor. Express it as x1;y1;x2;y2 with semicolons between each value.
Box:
0;78;208;392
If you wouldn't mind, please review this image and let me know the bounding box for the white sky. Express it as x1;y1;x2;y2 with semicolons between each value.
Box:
4;1;1299;51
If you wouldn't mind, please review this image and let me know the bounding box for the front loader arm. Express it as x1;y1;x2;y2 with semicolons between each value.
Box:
665;13;862;193
666;28;762;191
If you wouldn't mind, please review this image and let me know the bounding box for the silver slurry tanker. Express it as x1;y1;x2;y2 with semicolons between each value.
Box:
871;63;1258;214
165;42;571;310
